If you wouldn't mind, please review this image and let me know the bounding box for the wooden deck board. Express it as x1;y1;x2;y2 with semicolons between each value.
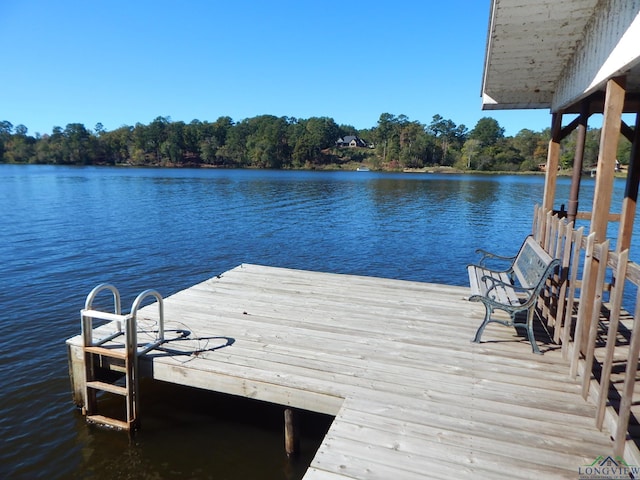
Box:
69;263;628;479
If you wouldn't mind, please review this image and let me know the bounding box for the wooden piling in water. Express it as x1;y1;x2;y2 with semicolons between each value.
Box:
284;408;299;458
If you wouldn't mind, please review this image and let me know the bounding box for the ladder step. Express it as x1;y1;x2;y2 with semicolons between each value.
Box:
81;309;130;323
87;380;127;396
109;364;127;374
86;414;130;430
85;345;127;360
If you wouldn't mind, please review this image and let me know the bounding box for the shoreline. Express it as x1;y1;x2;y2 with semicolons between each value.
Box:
0;161;628;178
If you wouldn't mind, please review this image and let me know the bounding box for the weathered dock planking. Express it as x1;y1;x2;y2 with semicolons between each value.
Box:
67;263;629;479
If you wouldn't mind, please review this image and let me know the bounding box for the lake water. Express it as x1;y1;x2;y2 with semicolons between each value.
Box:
0;165;631;479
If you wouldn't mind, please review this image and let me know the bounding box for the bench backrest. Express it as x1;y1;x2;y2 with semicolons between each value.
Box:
512;236;556;289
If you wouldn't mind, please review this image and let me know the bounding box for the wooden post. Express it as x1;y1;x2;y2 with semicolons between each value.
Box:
580;76;626;351
567;101;590;223
591;76;625;242
617;111;640;253
542;113;563;214
67;344;87;407
284;408;299;458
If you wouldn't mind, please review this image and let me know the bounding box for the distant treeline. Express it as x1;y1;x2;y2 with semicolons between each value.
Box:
0;114;631;171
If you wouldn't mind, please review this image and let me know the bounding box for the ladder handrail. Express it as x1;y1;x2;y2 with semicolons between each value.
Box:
84;283;122;313
81;285;165;353
131;289;165;344
82;283;124;347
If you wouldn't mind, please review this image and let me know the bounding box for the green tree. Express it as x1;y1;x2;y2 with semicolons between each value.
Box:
492;139;524;171
147;116;171;163
618;134;632;166
305;117;339;151
292;133;315;167
45;127;66;164
375;113;398;164
398;121;428;168
427;114;459;164
0;120;13;161
291;117;340;166
512;128;539;159
183;120;203;161
61;123;94;164
559;127;600;170
100;126;132;165
0;120;13;136
161;121;185;165
470;117;504;147
244;115;291;168
459;138;481;170
3;124;35;163
34;135;55;164
218;118;252;166
212;116;233;147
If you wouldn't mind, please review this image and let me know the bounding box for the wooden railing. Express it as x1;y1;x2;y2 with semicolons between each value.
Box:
533;205;640;461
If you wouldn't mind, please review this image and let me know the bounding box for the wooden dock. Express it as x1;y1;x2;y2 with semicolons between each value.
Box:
67;263;633;479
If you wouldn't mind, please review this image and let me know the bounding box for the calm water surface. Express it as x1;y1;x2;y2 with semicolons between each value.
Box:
0;165;631;479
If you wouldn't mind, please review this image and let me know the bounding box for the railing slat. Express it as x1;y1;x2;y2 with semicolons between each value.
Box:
582;240;610;399
596;249;629;429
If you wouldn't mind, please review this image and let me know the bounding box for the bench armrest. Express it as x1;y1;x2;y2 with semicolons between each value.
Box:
481;275;510;290
480;276;535;307
468;262;513;276
483;275;534;293
475;248;517;268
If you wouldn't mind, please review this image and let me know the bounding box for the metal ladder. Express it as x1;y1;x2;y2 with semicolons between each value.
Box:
81;284;165;432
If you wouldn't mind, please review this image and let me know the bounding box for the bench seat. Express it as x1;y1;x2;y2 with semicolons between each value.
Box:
467;266;522;307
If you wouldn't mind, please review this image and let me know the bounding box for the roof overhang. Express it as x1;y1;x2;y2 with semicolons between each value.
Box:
482;0;640;113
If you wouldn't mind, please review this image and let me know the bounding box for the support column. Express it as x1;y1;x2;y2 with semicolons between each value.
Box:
567;101;590;223
580;76;626;351
591;77;626;241
617;112;640;253
542;113;563;213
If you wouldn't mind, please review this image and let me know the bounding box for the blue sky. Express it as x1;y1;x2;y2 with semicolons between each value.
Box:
0;0;553;137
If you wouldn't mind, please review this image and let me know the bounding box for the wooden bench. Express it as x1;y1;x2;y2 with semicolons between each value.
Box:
467;236;560;354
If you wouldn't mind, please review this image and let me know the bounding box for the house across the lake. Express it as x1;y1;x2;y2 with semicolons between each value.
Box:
335;135;367;148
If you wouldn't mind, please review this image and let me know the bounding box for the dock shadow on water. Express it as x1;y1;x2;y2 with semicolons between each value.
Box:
74;380;333;480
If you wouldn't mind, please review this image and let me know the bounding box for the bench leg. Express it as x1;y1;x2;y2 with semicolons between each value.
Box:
472;305;492;344
473;303;543;355
526;307;542;355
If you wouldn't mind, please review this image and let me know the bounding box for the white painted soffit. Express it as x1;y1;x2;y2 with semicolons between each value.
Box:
482;0;640;112
553;0;640;111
